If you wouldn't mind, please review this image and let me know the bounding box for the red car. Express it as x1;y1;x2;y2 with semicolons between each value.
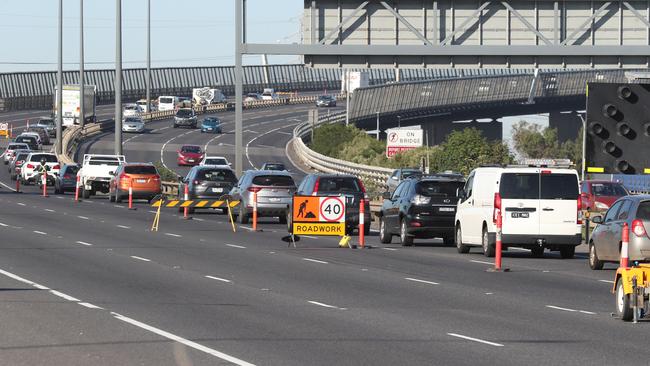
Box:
177;145;204;166
580;180;629;212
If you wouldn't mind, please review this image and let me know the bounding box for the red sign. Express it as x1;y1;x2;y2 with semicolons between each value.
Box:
386;146;417;157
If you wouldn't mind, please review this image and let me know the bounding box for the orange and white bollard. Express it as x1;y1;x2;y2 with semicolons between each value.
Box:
620;222;629;268
183;184;190;219
15;176;21;193
359;198;365;248
252;190;258;231
128;178;135;210
74;175;81;202
494;210;503;271
41;173;48;197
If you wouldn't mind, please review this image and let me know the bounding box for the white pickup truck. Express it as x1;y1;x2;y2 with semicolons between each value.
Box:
77;154;126;199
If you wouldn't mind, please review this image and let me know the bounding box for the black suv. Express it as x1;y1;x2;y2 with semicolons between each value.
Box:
378;174;465;246
294;174;371;235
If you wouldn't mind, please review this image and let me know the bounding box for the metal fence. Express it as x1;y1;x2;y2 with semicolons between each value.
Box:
349;68;648;121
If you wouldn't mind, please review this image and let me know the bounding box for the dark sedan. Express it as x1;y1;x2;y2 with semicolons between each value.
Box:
178;166;238;213
54;164;79;194
316;95;337;107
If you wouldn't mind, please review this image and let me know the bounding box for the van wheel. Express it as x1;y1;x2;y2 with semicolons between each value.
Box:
400;219;413;246
456;226;470;253
482;227;495;257
616;277;633;321
531;246;544;258
560;246;575;259
379;217;392;244
589;243;604;270
82;188;90;199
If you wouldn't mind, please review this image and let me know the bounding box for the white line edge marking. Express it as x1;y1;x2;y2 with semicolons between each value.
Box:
78;302;103;309
77;216;89;220
308;300;345;310
130;256;151;262
598;279;615;284
17;202;26;206
117;225;131;229
545;305;577;312
382;248;398;251
579;310;597;315
76;241;93;246
447;333;504;347
470;260;494;265
205;275;232;283
405;277;440;285
165;233;182;238
44;209;55;212
0;222;8;227
226;244;246;249
302;258;328;264
33;230;47;235
50;290;81;302
112;312;256;366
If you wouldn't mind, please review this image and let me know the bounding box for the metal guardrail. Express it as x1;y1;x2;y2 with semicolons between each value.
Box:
291;111;393;186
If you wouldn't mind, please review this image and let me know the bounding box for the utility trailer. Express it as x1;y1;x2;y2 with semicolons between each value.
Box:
614;264;650;322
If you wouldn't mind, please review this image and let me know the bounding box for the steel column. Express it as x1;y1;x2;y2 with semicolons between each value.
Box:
79;0;85;128
56;0;63;155
235;0;244;176
115;0;122;155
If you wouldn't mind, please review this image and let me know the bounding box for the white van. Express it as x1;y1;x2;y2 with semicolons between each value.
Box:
454;167;582;258
261;88;277;101
158;96;179;111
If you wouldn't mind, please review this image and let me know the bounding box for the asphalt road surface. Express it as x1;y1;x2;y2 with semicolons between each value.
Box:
0;105;647;366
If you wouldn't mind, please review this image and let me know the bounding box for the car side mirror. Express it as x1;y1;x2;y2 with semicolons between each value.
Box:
456;188;466;200
382;191;392;200
591;215;603;224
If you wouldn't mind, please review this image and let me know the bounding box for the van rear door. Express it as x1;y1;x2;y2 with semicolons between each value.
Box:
499;171;541;236
538;171;580;236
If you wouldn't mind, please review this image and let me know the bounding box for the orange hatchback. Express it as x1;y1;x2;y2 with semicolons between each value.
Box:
109;163;162;203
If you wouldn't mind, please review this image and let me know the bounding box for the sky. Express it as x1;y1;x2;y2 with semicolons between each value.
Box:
0;0;303;73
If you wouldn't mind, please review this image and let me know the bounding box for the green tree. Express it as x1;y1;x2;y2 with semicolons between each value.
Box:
511;120;562;159
309;123;361;157
431;128;513;175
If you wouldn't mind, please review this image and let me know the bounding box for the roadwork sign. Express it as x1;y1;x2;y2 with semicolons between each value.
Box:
292;195;346;236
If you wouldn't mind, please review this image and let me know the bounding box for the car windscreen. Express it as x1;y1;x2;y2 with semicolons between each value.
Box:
499;173;539;199
176;110;192;117
65;165;80;175
29;154;58;163
592;183;627;196
15;153;30;161
124;165;157;174
202;119;218;125
264;164;285;170
196;169;237;182
317;177;361;193
205;158;227;165
540;173;579;200
125;118;142;123
16;136;36;144
8;144;28;150
416;181;464;197
401;169;421;179
252;175;295;187
37;119;54;126
181;146;201;153
88;158;120;166
160;97;173;104
124;105;137;110
636;201;650;220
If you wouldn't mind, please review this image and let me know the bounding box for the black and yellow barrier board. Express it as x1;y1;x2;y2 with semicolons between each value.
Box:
291;195;346;236
152;200;240;208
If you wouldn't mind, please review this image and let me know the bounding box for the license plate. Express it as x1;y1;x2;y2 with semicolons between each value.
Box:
211;187;223;193
137;179;146;183
511;212;530;218
268;197;281;202
188;159;194;162
439;207;455;212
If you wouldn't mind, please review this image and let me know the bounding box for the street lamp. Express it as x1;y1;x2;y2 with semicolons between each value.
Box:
79;0;85;128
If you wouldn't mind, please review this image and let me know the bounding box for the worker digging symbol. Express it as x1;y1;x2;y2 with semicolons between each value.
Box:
297;199;316;219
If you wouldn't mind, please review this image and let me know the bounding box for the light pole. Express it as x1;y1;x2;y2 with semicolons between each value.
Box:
115;0;122;155
376;111;380;140
234;0;243;176
79;0;85;128
56;0;63;155
146;0;151;113
345;69;350;126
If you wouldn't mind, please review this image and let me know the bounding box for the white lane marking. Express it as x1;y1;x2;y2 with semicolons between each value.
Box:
598;279;615;284
17;203;26;206
447;333;504;347
579;310;597;315
405;277;440;285
56;196;64;199
130;256;151;262
308;300;346;310
277;131;292;136
193;218;205;221
382;248;398;251
76;241;93;246
302;258;328;264
77;216;89;220
205;275;232;283
302;235;318;239
164;233;182;238
148;210;158;214
78;302;103;309
33;230;47;235
239;226;254;231
226;244;246;249
0;181;16;192
545;305;577;312
509;247;530;251
0;222;8;227
112;312;256;366
117;225;131;229
44;209;55;213
114;205;124;208
470;260;494;265
50;290;81;302
245;124;298;169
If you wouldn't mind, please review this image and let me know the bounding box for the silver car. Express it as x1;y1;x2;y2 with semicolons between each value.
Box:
589;195;650;269
229;170;296;225
122;117;145;133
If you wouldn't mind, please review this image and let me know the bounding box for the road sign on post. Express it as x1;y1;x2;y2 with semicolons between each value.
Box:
291;195;346;236
0;123;8;138
386;127;423;157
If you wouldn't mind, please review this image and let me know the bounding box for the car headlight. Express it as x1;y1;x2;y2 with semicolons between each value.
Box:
595;201;609;210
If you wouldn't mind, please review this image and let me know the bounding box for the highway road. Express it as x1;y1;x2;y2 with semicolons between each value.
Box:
0;105;648;365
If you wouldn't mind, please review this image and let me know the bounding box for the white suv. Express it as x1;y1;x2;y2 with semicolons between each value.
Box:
21;153;60;184
200;156;231;167
454;167;582;259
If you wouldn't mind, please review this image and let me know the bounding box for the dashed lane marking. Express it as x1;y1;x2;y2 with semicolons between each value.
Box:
164;233;182;238
117;225;131;229
50;290;81;302
382;248;398;251
78;216;89;220
33;231;47;235
308;300;346;310
17;203;26;206
226;244;246;249
405;277;440;285
546;305;597;315
44;209;55;213
470;260;494;265
302;258;328;264
598;279;615;284
0;222;8;227
130;256;151;262
76;241;93;246
447;333;504;347
78;302;103;309
205;275;232;283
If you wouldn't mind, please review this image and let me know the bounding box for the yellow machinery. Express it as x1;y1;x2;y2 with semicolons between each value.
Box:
613;264;650;322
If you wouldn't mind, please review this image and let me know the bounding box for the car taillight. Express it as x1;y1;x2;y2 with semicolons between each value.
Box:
26;164;34;169
247;187;262;192
152;175;160;180
312;178;320;196
577;195;583;225
53;164;60;170
193;180;200;185
632;219;647;237
64;174;72;179
493;192;501;224
119;173;129;184
357;179;369;200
